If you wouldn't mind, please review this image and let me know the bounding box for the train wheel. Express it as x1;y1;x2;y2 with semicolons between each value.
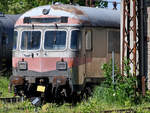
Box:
54;87;65;105
81;86;92;101
71;93;78;105
85;87;92;98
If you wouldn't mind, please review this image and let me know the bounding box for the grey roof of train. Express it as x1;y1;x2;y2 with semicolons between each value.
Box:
80;6;120;28
20;4;120;28
0;14;21;29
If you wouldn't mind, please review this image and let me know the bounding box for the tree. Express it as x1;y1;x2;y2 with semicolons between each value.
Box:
0;0;108;14
96;0;108;8
74;0;108;8
7;0;29;14
0;1;9;14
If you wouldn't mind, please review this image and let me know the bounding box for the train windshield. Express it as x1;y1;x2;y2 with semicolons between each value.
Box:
44;31;66;50
13;31;18;49
70;30;81;50
21;31;41;50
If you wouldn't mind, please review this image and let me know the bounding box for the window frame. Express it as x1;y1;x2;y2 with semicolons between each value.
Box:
20;29;42;51
43;29;68;52
107;30;120;53
85;30;92;51
69;29;82;51
13;30;18;50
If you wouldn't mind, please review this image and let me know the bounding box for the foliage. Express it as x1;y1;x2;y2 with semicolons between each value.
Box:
0;76;13;97
100;60;139;106
0;0;108;14
79;98;100;113
7;0;51;14
94;0;108;8
0;100;36;113
98;1;108;8
0;1;9;14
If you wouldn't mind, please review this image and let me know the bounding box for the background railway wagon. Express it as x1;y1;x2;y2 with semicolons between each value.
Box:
0;14;20;73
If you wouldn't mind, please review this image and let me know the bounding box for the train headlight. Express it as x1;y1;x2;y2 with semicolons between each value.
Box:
18;61;28;70
56;61;67;70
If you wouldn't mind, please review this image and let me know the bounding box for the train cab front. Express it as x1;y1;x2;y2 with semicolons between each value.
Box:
10;25;78;101
11;56;73;100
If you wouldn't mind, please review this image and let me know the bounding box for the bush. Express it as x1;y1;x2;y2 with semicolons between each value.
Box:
98;60;139;106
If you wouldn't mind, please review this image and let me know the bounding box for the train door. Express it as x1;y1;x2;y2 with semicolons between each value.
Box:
1;33;8;70
2;33;8;58
80;30;86;84
77;29;92;85
73;29;86;85
85;30;92;77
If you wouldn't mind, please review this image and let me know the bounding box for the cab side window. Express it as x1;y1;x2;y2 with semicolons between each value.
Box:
70;30;81;50
85;30;92;50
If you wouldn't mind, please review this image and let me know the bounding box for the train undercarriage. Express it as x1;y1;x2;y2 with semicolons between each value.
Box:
10;76;92;105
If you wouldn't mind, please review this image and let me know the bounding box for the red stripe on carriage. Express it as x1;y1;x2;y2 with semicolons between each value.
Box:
13;57;92;72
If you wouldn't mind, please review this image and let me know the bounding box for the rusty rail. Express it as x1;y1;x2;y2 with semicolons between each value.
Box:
101;107;150;113
0;97;25;103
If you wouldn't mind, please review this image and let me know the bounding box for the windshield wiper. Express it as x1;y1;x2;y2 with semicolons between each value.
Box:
53;31;57;44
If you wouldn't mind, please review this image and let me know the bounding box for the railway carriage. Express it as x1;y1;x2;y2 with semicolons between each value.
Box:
0;14;20;72
10;4;120;101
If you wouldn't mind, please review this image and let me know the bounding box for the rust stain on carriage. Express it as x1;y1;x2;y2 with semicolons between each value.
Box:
53;76;67;86
52;5;85;15
11;76;24;85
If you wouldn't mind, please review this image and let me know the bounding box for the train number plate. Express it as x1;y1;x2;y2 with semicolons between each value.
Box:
37;85;45;92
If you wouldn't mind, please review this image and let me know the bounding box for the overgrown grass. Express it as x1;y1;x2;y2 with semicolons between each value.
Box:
0;76;13;97
1;88;150;113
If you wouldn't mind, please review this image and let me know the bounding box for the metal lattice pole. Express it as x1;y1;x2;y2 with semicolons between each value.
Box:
122;0;146;95
138;0;146;96
122;0;138;76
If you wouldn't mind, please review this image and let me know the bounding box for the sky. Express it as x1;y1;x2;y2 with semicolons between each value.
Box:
107;0;121;10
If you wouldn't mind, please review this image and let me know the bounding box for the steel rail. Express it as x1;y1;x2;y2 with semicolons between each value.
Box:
101;107;150;113
0;97;25;103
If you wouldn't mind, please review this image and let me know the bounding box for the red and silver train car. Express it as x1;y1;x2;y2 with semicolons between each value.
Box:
10;4;120;101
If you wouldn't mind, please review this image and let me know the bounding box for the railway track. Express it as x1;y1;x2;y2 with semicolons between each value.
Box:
0;96;150;113
101;107;150;113
0;97;25;103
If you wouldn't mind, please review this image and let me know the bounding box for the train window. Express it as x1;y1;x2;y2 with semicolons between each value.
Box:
44;31;66;50
13;31;18;49
70;30;81;50
86;31;92;50
108;31;120;53
21;31;41;50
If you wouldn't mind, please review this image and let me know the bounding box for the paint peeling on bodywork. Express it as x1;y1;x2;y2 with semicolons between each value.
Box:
51;5;85;15
53;76;67;86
